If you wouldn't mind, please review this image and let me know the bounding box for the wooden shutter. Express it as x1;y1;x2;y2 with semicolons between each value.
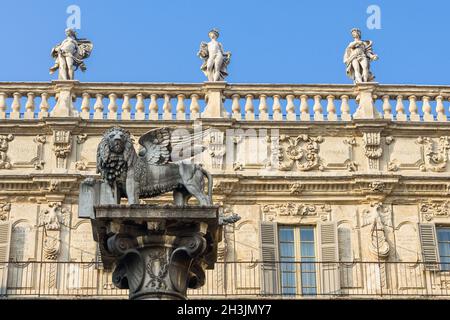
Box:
259;221;279;295
418;223;439;270
0;221;11;295
318;222;340;294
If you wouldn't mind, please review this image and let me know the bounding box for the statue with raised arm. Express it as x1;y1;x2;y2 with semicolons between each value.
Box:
50;28;93;80
343;28;378;83
197;28;231;82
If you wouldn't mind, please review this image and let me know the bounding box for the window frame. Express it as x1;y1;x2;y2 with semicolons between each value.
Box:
278;224;318;296
436;225;450;272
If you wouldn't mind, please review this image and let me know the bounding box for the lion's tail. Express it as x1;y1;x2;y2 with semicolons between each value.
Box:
199;165;213;205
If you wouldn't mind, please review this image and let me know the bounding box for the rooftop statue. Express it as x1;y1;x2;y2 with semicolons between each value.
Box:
50;28;93;80
343;28;378;83
197;28;231;82
97;127;212;206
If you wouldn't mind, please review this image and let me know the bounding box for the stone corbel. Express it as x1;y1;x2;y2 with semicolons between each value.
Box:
53;130;72;169
362;131;383;171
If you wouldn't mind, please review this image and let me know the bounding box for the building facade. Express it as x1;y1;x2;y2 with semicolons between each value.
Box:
0;81;450;298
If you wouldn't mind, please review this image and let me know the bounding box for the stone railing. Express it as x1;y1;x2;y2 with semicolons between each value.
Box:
0;81;449;121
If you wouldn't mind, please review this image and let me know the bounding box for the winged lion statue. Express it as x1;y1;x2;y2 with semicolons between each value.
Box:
97;127;213;206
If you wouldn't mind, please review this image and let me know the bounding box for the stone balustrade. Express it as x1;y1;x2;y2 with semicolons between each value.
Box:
0;81;449;121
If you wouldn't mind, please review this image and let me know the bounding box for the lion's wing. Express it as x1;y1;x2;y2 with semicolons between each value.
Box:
139;127;211;164
138;127;171;165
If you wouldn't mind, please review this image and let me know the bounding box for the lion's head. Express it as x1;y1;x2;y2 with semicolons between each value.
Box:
97;127;137;186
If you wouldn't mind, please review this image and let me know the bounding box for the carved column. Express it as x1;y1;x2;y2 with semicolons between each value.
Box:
90;204;222;300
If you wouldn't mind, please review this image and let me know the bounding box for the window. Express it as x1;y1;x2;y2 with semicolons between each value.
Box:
279;226;317;295
437;227;450;271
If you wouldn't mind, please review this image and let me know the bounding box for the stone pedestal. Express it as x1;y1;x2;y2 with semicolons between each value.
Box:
89;204;222;300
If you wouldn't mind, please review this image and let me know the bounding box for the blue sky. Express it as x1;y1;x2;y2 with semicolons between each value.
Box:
1;0;448;84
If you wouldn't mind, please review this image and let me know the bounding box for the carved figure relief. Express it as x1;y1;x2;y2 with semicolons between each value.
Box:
0;134;14;169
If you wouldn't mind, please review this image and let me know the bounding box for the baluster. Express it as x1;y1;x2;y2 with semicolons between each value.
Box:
39;93;50;118
24;92;35;119
258;94;268;120
286;94;296;121
408;95;419;121
93;94;104;119
326;95;337;121
300;94;310;121
122;94;131;120
149;94;159;120
0;93;6;119
382;95;392;120
80;93;91;119
231;94;241;119
395;95;406;121
313;95;323;121
436;96;446;121
135;93;145;120
340;95;350;121
176;94;186;120
244;94;254;120
422;96;433;121
10;92;21;119
272;94;282;120
162;94;172;120
107;93;118;120
190;94;200;120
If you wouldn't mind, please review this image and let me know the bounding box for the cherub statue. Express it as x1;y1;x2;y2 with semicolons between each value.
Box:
197;28;231;82
343;28;378;83
50;28;93;80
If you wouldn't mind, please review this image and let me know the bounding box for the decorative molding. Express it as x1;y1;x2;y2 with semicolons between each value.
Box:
47;180;61;192
289;182;304;195
417;136;450;172
53;130;72;168
262;203;331;221
387;137;425;172
38;202;70;231
324;137;358;172
0;202;11;221
369;181;386;193
362;132;382;170
420;201;449;221
76;134;88;144
232;162;243;171
0;134;14;169
145;249;170;290
277;134;324;171
75;160;88;171
206;131;225;170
